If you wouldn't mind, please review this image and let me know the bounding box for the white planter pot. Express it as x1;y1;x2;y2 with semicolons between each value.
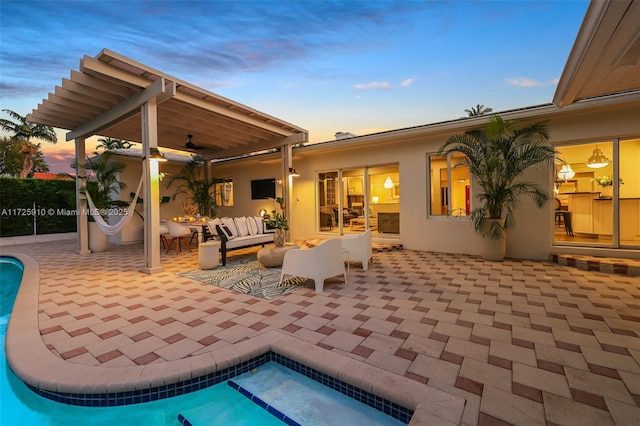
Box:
481;219;506;261
89;222;108;253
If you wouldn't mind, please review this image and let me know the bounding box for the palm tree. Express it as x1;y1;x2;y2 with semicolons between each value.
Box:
95;137;133;153
465;104;493;117
75;152;128;221
0;109;57;178
438;115;556;241
167;160;220;217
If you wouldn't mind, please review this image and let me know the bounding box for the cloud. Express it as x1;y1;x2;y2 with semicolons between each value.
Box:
354;78;414;91
400;78;414;87
506;77;559;87
355;81;392;91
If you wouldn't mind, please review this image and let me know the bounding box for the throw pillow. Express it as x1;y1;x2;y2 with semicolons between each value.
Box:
247;217;258;235
234;217;250;236
221;217;238;237
220;225;236;240
207;218;221;236
254;216;264;234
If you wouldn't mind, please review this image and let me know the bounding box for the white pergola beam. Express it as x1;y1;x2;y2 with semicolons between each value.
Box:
173;91;296;136
66;78;170;141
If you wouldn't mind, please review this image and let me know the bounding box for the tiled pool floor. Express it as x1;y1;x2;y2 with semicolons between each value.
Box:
3;240;640;425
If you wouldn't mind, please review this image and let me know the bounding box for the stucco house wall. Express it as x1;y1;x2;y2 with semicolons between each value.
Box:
208;97;639;260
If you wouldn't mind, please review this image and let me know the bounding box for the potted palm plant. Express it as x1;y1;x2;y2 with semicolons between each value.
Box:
75;152;128;252
439;115;556;261
167;160;220;218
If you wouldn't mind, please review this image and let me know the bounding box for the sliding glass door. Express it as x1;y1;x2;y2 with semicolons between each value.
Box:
554;139;639;248
317;165;399;235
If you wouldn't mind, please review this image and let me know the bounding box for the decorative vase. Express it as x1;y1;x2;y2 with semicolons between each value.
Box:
600;185;612;198
273;229;285;247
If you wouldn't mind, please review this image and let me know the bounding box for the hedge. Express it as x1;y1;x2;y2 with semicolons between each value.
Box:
0;177;77;237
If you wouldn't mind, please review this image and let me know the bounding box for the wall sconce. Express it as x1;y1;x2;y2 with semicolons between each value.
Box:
148;147;167;162
259;208;267;217
288;168;300;177
557;164;575;180
372;196;379;204
384;176;394;189
586;145;609;168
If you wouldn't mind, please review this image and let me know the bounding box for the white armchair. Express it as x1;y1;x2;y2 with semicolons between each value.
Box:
279;239;347;292
341;229;372;270
165;221;193;254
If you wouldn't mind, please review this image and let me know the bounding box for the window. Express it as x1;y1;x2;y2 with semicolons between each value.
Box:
428;153;470;217
214;179;233;207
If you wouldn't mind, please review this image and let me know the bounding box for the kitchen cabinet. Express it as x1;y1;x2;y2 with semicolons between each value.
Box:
566;193;598;234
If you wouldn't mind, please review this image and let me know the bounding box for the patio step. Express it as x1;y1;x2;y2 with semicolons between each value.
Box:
551;253;640;277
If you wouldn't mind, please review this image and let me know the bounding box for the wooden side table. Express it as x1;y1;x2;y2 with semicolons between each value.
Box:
257;243;300;267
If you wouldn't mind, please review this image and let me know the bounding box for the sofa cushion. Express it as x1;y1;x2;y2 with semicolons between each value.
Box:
221;217;238;237
225;233;272;249
247;216;258;235
254;216;264;234
207;218;222;236
235;217;250;236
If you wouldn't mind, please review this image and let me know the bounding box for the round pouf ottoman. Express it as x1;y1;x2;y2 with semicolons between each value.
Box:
198;241;220;269
257;243;299;267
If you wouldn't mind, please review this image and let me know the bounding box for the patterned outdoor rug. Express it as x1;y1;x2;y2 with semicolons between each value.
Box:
177;259;314;300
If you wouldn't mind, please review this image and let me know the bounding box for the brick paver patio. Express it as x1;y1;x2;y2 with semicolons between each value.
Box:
4;239;640;425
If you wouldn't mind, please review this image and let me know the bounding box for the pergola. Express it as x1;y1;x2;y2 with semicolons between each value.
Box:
27;49;308;273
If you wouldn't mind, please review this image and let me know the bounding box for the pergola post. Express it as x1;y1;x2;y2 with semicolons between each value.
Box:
140;98;163;274
75;136;90;255
282;144;293;241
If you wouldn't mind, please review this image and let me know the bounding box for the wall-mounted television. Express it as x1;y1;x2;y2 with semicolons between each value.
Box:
251;178;276;200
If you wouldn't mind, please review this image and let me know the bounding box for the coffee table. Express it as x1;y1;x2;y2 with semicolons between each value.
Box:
257;243;300;267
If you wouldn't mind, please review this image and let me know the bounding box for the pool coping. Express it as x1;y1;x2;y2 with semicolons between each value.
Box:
5;253;465;425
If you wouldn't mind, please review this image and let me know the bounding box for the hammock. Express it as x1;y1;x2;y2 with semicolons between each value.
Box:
84;173;144;236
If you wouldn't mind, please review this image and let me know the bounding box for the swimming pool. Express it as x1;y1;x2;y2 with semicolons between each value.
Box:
0;256;281;425
1;256;411;425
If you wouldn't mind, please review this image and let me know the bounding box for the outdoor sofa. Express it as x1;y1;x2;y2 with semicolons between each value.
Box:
205;216;274;265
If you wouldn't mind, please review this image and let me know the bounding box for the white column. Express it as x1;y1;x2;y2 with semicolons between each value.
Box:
140;97;163;274
75;137;90;254
282;144;293;240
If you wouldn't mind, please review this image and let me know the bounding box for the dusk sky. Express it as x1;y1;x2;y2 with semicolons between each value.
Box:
0;0;589;173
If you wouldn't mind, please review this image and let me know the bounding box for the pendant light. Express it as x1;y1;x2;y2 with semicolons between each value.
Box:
557;164;575;180
586;146;609;168
384;176;394;189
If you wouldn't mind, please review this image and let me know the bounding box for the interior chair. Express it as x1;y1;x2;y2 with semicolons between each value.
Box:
341;229;373;270
159;224;169;249
165;221;193;254
279;239;347;292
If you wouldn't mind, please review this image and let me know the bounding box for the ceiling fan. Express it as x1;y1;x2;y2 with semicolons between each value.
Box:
185;134;204;151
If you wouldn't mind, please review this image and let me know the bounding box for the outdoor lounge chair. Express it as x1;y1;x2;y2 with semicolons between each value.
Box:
341;229;373;270
279;239;347;292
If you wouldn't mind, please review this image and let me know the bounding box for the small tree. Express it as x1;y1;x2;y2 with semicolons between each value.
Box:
0;109;57;178
439;115;556;241
167;160;220;217
73;152;128;221
0;136;50;177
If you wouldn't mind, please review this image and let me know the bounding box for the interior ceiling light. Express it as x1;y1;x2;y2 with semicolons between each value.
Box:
586;145;610;168
384;176;394;189
557;164;575;180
